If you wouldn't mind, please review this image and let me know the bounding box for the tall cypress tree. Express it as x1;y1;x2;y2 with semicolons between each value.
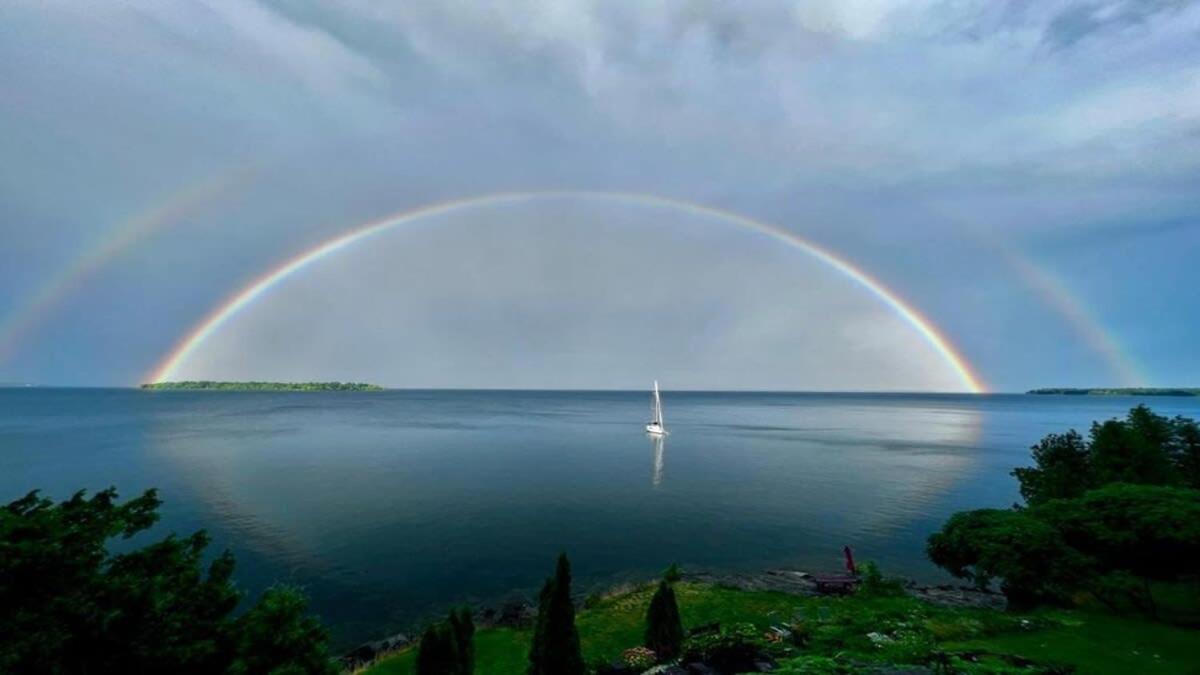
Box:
415;626;442;675
449;607;475;674
416;622;462;675
527;553;584;675
527;576;552;674
644;579;684;660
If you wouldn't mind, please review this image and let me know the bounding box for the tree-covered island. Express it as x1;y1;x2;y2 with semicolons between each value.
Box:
1028;387;1200;396
140;381;385;391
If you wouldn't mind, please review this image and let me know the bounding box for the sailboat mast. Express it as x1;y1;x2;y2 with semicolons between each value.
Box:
653;380;663;425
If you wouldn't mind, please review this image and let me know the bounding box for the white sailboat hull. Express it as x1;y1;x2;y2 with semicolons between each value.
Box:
645;422;666;435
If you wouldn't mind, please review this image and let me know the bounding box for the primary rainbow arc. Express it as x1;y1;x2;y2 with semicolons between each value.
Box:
147;191;988;393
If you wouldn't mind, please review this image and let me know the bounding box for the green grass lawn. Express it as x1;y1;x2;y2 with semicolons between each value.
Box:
361;582;1200;675
362;582;805;674
945;610;1200;675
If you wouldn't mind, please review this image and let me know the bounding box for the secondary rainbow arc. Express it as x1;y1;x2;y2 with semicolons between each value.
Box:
0;166;255;364
147;191;988;392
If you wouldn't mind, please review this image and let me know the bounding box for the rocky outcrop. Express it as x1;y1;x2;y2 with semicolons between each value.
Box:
342;632;410;669
684;569;1005;610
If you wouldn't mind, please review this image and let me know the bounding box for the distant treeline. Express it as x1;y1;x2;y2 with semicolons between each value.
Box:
1028;388;1199;397
140;381;385;391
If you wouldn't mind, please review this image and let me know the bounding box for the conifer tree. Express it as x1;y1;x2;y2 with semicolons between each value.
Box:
644;579;684;660
449;607;475;674
416;623;461;675
527;553;584;675
415;626;441;675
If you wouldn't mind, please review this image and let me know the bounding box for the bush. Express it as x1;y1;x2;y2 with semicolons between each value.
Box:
663;562;683;583
682;622;768;672
0;488;336;675
927;509;1088;609
622;646;656;669
1011;406;1199;505
932;405;1200;614
856;561;906;598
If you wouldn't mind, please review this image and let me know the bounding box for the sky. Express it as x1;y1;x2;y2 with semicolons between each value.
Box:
0;0;1197;390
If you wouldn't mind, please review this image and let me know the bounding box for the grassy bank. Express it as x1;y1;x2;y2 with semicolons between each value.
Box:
360;582;1198;674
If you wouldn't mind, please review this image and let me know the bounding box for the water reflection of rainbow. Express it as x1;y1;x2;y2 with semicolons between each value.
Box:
146;191;988;392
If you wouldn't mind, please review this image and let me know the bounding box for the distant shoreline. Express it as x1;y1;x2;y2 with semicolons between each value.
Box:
139;381;385;392
1027;387;1199;397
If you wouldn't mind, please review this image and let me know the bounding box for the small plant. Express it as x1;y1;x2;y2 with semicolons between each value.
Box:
682;622;770;673
622;646;657;669
663;562;683;583
856;561;906;597
788;619;812;647
583;592;604;610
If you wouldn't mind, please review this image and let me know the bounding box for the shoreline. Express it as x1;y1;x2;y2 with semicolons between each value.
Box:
342;568;1004;668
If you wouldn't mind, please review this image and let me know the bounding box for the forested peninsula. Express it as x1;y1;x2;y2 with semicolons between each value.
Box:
1027;387;1199;396
140;381;385;391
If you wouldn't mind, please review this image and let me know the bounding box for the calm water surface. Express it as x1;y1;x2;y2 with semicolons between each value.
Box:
3;389;1198;646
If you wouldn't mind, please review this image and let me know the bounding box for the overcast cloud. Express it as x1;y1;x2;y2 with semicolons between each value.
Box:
1;0;1197;389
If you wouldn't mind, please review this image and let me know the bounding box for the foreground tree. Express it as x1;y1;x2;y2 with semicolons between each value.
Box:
1011;430;1092;504
1012;406;1198;504
448;607;475;674
933;406;1200;615
1169;416;1200;489
230;586;337;675
416;624;460;675
416;607;475;675
926;508;1088;609
528;553;585;675
644;580;684;660
0;488;336;675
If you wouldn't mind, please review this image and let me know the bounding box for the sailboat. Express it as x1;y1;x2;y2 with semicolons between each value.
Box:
645;380;667;435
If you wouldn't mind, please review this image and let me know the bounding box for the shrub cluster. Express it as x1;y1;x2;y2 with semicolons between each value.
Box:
928;406;1200;613
0;488;336;675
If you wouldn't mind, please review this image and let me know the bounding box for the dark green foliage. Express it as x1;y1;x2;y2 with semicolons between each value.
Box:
416;607;475;675
1089;412;1174;487
927;509;1088;609
933;406;1200;613
527;553;585;675
230;586;338;675
681;622;767;673
1011;430;1091;504
644;580;685;660
1034;483;1200;615
1012;406;1197;504
416;623;462;675
855;561;906;598
663;562;683;583
1168;416;1200;488
141;381;384;391
449;607;475;674
0;488;335;675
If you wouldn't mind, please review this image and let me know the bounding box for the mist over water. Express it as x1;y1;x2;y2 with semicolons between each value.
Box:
3;388;1199;647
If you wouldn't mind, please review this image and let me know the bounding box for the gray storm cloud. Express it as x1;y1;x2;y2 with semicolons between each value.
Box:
1;0;1197;387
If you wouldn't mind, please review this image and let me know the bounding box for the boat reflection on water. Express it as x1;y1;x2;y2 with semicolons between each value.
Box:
649;431;665;487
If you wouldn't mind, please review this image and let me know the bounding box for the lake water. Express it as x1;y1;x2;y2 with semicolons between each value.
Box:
3;388;1198;647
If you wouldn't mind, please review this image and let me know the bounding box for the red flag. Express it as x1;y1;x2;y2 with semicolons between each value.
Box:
843;545;856;575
